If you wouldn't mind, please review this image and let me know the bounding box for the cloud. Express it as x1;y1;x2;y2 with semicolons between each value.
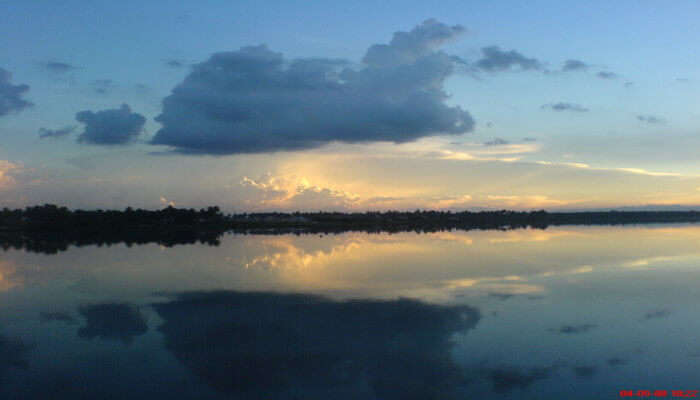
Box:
38;125;76;139
159;196;176;207
549;324;597;334
562;59;588;71
0;160;21;190
154;290;480;398
90;79;114;94
240;174;359;210
474;46;543;72
596;71;618;79
164;59;185;68
78;303;148;344
643;309;671;320
542;102;589;112
151;19;474;154
0;68;32;116
484;138;509;146
76;104;146;145
486;194;568;208
637;115;666;125
41;61;78;73
426;194;473;209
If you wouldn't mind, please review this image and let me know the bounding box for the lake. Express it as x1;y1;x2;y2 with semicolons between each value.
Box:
1;224;699;399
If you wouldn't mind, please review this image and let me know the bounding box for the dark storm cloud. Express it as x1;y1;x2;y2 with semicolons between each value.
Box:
562;59;589;71
484;138;509;146
78;303;148;344
474;46;543;72
637;115;666;125
41;61;78;73
0;68;32;116
542;102;589;112
596;71;618;79
38;125;76;139
151;19;474;154
76;104;146;145
154;290;480;399
549;324;597;334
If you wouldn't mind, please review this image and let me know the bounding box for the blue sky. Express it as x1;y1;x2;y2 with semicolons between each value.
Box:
1;1;699;210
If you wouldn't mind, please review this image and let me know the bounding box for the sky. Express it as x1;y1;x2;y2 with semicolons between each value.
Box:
1;0;700;211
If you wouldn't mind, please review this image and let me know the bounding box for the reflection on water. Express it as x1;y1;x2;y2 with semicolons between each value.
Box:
78;303;148;344
155;291;479;399
1;225;700;398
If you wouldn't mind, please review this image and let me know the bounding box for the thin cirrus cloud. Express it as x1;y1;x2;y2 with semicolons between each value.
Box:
38;126;76;139
150;19;475;155
541;102;589;112
76;104;146;145
0;68;32;117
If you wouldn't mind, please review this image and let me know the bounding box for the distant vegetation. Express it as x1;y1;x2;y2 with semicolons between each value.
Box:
1;204;700;253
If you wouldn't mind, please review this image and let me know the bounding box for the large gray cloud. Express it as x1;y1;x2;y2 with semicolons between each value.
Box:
76;104;146;145
151;19;475;154
474;46;543;72
0;68;32;116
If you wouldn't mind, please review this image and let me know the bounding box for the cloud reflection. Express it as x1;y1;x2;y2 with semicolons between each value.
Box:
0;335;31;379
77;303;148;344
549;324;597;335
487;366;554;393
154;291;480;399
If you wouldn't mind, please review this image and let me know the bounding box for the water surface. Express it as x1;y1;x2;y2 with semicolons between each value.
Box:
1;225;699;399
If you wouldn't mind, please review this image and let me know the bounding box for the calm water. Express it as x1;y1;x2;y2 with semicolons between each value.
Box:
1;225;700;399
